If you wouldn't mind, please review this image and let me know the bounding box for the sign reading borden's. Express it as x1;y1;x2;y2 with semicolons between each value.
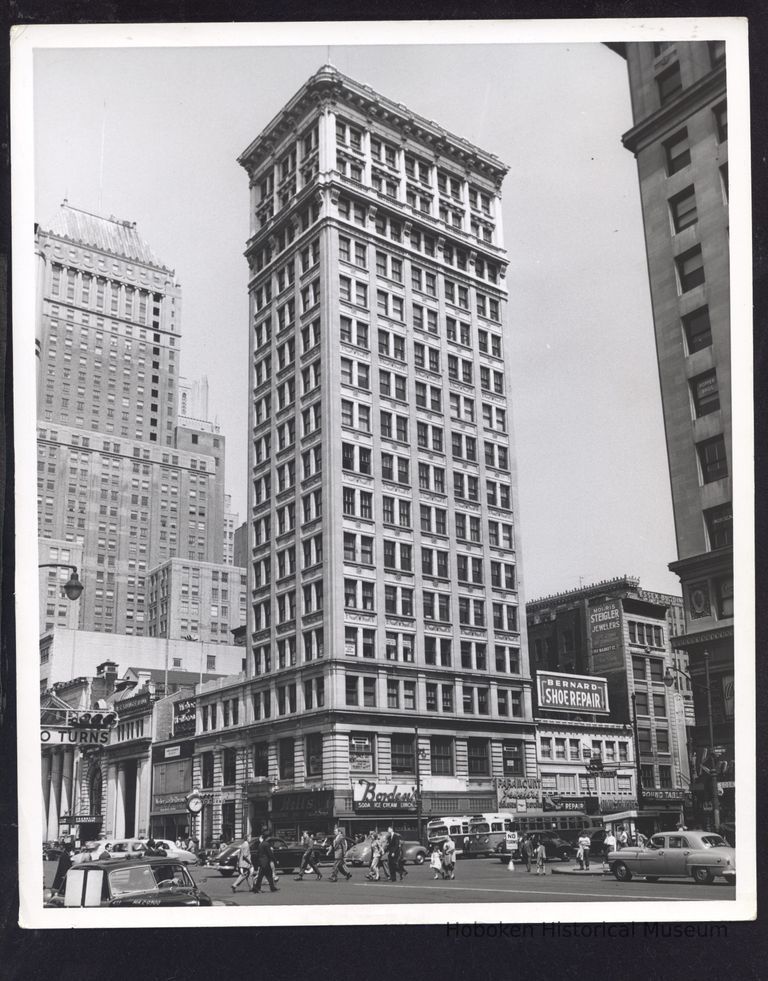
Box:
537;671;609;715
353;779;418;812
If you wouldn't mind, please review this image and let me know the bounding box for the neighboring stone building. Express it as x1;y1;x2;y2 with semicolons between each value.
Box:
145;557;247;645
527;576;691;826
608;40;733;830
39;627;246;690
35;203;226;636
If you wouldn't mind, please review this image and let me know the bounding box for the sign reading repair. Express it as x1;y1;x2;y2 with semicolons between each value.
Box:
537;671;609;714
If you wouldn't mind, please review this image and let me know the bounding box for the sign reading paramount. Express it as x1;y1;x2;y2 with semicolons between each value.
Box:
537;670;610;714
496;777;542;809
353;779;418;812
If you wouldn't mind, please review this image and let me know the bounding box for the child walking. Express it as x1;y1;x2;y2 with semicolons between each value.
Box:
535;839;547;875
430;844;444;880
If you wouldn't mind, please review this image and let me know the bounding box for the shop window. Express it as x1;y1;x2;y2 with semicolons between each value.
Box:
349;734;375;772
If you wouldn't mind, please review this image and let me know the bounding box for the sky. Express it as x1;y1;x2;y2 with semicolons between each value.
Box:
31;35;681;600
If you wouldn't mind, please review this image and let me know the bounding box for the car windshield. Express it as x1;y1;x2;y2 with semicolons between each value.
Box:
700;835;728;848
108;864;191;896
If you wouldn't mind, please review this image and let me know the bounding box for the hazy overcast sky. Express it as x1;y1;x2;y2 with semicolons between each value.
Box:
32;38;681;599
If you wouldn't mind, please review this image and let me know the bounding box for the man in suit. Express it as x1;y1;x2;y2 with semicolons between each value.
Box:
387;827;403;882
251;834;279;893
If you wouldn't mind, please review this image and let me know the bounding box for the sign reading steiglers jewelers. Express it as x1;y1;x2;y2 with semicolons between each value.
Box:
536;670;610;715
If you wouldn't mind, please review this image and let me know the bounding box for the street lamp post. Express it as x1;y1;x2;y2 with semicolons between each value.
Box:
664;651;720;831
38;563;84;601
414;727;428;844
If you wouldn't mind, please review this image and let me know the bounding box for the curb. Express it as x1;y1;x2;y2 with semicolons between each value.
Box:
550;866;611;876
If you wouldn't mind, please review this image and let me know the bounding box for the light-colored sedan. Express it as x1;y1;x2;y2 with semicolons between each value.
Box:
609;831;735;885
346;836;427;867
152;839;200;865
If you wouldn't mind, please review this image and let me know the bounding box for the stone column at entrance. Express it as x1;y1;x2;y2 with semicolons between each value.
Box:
114;765;126;839
135;758;151;839
59;749;75;825
41;753;52;833
46;751;63;841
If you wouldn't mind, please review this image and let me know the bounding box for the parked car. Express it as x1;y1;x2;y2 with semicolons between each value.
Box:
43;857;230;907
609;831;736;885
495;832;575;863
346;835;428;867
151;839;200;866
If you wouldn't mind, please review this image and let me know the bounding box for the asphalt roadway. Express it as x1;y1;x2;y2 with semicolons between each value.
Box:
191;858;734;906
43;857;735;906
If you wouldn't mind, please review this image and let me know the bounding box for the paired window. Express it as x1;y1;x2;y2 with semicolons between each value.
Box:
697;435;728;483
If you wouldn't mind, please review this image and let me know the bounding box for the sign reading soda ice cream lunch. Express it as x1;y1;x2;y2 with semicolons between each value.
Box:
353;779;418;812
536;670;610;715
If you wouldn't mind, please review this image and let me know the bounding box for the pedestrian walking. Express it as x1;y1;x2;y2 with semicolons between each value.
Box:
535;839;547;875
617;826;629;850
52;841;74;894
386;826;403;881
366;834;385;881
429;843;444;880
602;830;617;867
295;834;323;881
442;834;456;880
520;835;532;873
577;831;591;870
231;838;253;892
251;834;280;893
327;827;352;882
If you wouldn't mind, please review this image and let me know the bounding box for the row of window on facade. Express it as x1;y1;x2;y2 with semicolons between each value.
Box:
49;267;166;326
196;734;525;786
540;736;631;762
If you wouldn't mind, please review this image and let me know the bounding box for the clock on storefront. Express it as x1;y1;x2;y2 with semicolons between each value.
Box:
186;792;203;815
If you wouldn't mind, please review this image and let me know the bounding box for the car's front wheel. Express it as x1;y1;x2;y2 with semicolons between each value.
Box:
219;868;234;878
412;852;426;865
693;867;714;885
644;876;659;882
559;849;570;862
614;862;633;882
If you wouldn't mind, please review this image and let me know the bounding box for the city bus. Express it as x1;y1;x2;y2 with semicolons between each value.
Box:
512;811;603;843
425;816;472;855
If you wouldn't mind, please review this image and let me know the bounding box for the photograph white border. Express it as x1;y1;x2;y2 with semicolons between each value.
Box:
12;16;755;928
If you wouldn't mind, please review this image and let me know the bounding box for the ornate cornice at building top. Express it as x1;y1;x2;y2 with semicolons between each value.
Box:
620;65;727;156
238;65;508;187
670;625;734;650
526;575;642;611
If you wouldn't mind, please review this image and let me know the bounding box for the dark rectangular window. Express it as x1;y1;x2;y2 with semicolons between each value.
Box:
697;435;728;483
201;751;214;788
467;738;490;776
657;62;682;105
656;729;670;753
690;369;720;417
306;732;323;777
676;246;705;292
664;129;690;175
705;503;732;549
670;185;697;232
391;734;415;774
709;40;726;67
430;736;453;775
638;729;653;755
502;740;524;776
714;101;727;142
682;306;712;353
222;747;237;785
253;743;268;778
279;737;295;780
635;690;649;715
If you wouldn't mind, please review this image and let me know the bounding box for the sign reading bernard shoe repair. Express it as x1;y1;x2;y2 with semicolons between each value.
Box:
353;779;418;812
537;670;610;715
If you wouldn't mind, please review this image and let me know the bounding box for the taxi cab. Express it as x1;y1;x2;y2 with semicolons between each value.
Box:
44;857;218;907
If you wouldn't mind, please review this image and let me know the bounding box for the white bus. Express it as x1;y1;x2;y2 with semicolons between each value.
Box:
426;816;472;855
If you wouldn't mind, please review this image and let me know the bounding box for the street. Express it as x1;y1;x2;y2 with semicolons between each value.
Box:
45;859;735;907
